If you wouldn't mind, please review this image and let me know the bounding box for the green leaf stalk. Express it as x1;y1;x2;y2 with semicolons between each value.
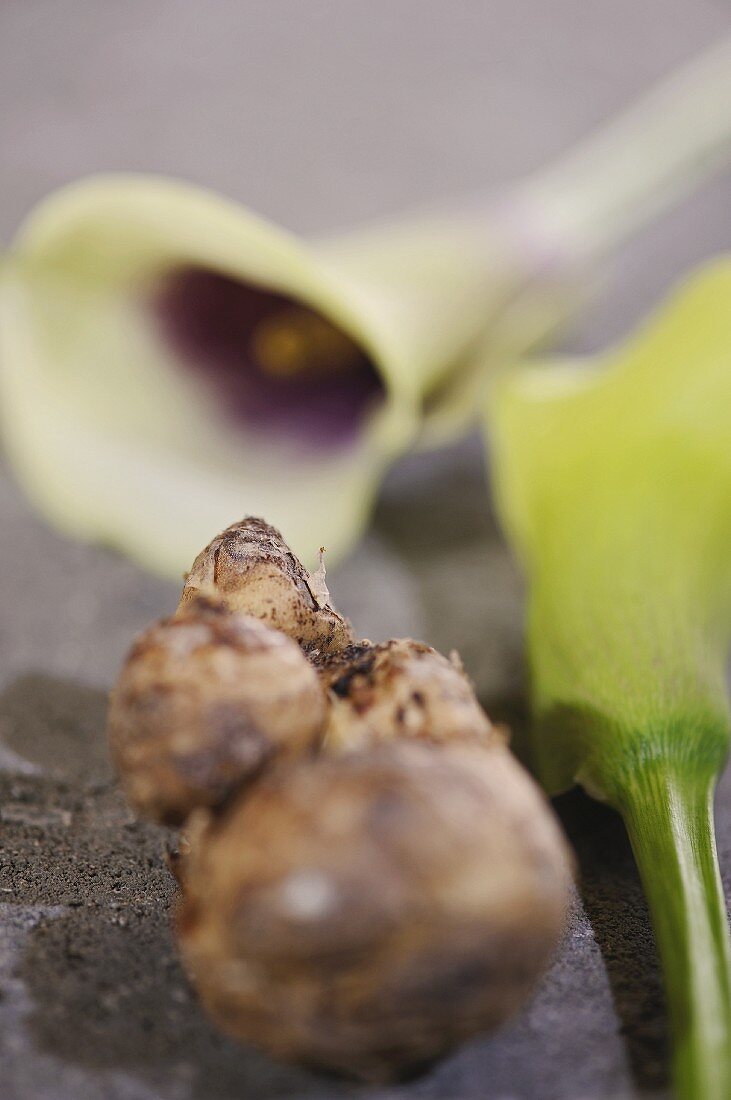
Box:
487;261;731;1099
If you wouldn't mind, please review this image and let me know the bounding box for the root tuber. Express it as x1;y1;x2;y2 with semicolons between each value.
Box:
108;595;326;825
177;739;572;1081
179;516;353;657
319;639;496;751
108;516;573;1080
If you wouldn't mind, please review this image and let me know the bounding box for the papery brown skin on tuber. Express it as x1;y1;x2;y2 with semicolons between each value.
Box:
179;516;353;657
177;739;573;1082
319;639;497;751
108;595;327;825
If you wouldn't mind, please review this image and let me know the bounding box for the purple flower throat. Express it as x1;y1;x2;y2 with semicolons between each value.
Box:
155;266;385;451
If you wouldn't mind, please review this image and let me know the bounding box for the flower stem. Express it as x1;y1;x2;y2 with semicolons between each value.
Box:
616;762;731;1100
511;36;731;267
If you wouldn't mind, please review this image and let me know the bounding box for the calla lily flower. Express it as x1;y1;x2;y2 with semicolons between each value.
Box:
487;261;731;1099
1;40;730;575
0;179;519;574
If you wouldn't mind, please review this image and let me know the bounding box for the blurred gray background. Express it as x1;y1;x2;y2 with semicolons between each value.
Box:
0;3;730;1099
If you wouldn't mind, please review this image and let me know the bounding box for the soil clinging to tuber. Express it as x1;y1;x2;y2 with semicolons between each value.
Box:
319;638;496;752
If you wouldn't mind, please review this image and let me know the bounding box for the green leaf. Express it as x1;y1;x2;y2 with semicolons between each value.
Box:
490;259;731;794
487;259;731;1099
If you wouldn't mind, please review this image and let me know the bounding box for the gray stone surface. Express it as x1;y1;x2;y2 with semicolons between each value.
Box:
0;3;730;1098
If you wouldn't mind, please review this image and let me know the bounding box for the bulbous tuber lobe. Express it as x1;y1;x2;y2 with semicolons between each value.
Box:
177;739;572;1081
319;639;497;751
179;516;353;657
108;596;327;825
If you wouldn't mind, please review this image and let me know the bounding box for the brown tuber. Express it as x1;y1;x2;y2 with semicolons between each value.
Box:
177;739;572;1081
179;516;353;657
319;639;497;751
109;515;574;1082
108;596;327;825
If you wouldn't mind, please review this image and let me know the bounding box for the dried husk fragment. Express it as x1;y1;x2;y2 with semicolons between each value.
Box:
179;517;353;658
